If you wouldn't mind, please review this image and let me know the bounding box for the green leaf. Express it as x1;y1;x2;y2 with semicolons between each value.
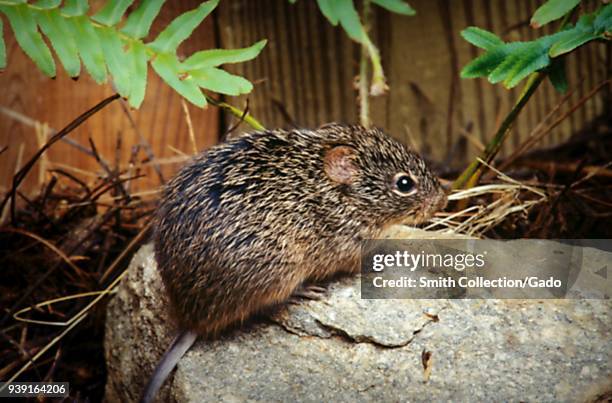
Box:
548;58;567;93
62;0;89;17
0;19;6;70
152;53;206;107
125;40;148;107
316;0;340;25
486;44;527;84
182;39;267;70
96;26;131;97
33;0;61;9
334;0;365;43
488;42;550;88
121;0;165;39
503;48;549;88
593;4;612;33
531;0;580;28
574;13;595;29
371;0;415;16
460;46;509;78
461;27;504;51
549;30;598;57
37;9;81;77
0;4;56;77
66;16;106;83
92;0;134;26
190;67;253;95
149;0;218;53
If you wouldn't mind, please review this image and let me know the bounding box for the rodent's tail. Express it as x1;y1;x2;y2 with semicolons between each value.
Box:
140;330;198;403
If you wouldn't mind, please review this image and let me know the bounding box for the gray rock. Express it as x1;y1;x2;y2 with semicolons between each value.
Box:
105;241;611;403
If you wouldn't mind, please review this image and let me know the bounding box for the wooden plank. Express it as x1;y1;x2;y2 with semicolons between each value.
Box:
218;0;358;130
0;1;219;198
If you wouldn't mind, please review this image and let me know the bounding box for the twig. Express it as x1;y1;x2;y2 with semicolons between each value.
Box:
43;347;61;382
87;137;130;202
16;190;55;229
47;170;90;198
0;228;83;277
181;99;198;154
125;144;141;194
0;94;121;224
1;144;24;224
13;290;116;327
0;208;118;327
114;134;122;175
117;98;165;184
271;99;298;129
223;99;251;141
167;146;188;159
495;80;610;175
0;310;88;391
0;105;106;163
1;221;148;389
538;158;587;237
517;161;612;179
39;175;58;210
34;122;50;187
570;161;612;186
492;85;577;176
99;221;152;283
86;137;113;177
88;174;145;203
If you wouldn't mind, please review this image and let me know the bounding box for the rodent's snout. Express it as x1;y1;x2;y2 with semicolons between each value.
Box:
432;188;448;213
414;187;447;225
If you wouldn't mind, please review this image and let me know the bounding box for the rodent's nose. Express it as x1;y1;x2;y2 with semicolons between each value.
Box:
413;189;447;225
424;189;447;219
435;189;448;212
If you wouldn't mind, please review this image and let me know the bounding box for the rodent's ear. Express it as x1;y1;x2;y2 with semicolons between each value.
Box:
323;145;359;185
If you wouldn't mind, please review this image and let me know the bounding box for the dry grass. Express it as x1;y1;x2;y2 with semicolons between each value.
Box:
426;160;548;237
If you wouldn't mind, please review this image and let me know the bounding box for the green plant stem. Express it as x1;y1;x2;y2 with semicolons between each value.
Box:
361;19;386;96
204;95;266;131
452;72;545;189
453;10;577;190
359;0;371;128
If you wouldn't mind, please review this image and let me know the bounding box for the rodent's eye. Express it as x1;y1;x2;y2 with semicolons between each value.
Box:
392;172;417;196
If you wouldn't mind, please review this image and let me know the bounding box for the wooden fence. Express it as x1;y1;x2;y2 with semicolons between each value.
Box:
0;0;609;200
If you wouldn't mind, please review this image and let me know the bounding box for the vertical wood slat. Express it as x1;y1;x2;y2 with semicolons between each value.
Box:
219;0;358;130
0;1;219;198
217;0;609;166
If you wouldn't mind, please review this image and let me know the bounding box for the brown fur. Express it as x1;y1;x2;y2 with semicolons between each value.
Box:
153;123;446;337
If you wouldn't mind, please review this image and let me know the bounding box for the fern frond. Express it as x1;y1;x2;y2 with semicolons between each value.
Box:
460;4;610;91
0;0;267;108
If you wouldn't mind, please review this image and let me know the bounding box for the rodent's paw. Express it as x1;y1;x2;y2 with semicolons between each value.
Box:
288;284;328;305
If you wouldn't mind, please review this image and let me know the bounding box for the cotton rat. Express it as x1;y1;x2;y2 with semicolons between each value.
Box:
141;123;446;402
